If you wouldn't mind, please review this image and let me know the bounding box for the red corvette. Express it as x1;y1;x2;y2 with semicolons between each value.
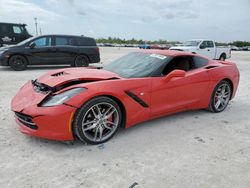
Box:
11;50;240;144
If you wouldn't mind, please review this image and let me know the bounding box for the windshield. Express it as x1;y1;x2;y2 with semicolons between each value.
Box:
17;36;36;46
103;52;168;78
183;40;202;46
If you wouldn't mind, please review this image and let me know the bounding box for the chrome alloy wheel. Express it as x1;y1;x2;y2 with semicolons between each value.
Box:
81;102;119;142
214;83;231;111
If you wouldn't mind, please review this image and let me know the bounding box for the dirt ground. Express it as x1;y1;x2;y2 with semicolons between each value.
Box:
0;48;249;188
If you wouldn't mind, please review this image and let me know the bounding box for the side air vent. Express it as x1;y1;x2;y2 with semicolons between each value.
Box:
205;66;218;69
125;91;149;108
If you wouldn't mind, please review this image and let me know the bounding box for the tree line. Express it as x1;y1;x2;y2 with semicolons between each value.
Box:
96;37;179;45
96;37;250;47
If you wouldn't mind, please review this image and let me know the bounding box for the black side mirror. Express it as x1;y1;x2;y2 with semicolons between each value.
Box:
29;42;36;49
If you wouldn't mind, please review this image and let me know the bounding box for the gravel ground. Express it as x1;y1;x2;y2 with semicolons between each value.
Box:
0;48;249;188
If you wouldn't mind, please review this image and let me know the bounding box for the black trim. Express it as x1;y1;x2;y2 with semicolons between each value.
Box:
125;90;149;108
15;112;38;130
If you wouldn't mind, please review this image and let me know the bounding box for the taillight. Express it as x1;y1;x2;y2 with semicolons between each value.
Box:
95;47;99;53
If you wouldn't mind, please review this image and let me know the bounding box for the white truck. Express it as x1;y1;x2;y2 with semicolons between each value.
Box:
170;39;231;61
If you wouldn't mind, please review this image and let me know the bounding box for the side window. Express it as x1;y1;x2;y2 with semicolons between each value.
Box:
55;37;74;46
207;41;214;48
162;56;194;75
77;38;96;46
193;56;208;68
13;26;22;34
0;24;9;34
33;37;51;47
200;41;208;48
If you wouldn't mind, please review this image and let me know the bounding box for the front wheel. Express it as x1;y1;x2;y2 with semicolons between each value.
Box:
73;97;122;144
9;55;28;71
209;80;232;113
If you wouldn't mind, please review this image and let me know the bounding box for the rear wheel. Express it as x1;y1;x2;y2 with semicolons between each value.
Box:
9;55;28;71
209;80;232;113
73;97;122;144
74;55;89;67
219;54;226;61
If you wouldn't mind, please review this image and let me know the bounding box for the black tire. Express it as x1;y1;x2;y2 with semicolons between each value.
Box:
219;54;226;61
9;55;28;71
74;55;89;67
208;80;232;113
73;96;122;144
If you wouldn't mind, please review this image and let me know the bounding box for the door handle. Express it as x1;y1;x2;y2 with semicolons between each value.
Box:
207;49;210;51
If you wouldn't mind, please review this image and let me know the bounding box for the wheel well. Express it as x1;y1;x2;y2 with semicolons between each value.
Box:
76;54;90;62
222;78;233;99
8;54;29;65
220;53;226;59
103;95;126;128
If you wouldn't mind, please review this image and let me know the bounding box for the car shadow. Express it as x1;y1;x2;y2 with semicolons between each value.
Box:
23;109;210;149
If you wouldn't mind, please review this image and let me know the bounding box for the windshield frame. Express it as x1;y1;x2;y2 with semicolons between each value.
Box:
17;36;37;46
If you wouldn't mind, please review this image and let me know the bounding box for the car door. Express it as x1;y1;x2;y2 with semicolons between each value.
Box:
28;36;55;65
199;40;216;59
150;56;210;119
52;36;76;64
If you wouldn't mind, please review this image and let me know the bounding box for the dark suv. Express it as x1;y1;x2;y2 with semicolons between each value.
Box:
0;22;32;46
0;34;100;70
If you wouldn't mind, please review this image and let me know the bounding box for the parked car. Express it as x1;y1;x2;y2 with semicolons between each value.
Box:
0;22;32;46
11;50;239;144
138;44;150;49
170;39;231;61
0;34;100;70
230;45;240;51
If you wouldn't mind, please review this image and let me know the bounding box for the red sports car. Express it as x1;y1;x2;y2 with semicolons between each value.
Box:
11;50;240;144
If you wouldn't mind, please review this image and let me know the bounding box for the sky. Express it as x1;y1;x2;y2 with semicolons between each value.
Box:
0;0;250;42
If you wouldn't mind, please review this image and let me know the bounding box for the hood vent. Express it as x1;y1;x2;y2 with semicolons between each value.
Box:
51;71;68;77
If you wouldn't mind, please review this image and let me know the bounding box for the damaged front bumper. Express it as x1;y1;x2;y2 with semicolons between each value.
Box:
11;80;77;141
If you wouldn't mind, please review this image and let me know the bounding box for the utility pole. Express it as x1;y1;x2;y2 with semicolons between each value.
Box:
34;17;38;36
39;28;42;35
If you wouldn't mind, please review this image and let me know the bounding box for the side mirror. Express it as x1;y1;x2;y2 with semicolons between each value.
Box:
29;42;36;49
163;70;186;81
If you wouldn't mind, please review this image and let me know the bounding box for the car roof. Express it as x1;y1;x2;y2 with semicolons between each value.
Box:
138;49;200;57
0;22;26;26
38;34;94;39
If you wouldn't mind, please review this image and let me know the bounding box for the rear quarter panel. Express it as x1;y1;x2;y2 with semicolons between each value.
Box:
207;61;240;99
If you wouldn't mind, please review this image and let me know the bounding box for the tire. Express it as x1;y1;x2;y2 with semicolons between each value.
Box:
9;55;28;71
73;96;122;144
208;80;232;113
74;55;89;67
219;54;226;61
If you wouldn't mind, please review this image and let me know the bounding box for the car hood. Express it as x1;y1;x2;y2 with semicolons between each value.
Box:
0;44;19;51
37;67;121;88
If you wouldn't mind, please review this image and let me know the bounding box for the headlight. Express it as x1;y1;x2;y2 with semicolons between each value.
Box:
40;88;86;107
